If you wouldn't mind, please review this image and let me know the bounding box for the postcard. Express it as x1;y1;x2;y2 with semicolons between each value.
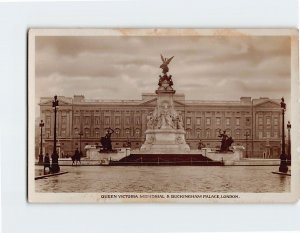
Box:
28;28;300;203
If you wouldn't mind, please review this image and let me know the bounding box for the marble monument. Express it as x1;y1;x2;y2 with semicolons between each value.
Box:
140;55;190;153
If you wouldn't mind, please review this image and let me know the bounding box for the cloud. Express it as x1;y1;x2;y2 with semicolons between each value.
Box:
35;35;291;117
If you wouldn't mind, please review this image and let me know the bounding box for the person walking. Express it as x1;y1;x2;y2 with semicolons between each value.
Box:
43;153;50;174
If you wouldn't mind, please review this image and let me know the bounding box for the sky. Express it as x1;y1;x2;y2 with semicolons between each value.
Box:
35;35;291;117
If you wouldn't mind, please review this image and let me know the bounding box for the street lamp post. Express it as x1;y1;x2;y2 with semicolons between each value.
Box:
287;121;291;164
38;120;44;165
244;131;250;158
51;95;60;173
279;97;288;173
79;131;83;156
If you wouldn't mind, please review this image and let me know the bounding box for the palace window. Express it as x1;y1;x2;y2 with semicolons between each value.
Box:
46;116;51;126
125;128;130;137
95;117;100;125
125;116;130;125
236;118;240;126
258;117;263;125
196;129;201;138
74;128;79;135
235;129;240;139
186;117;191;125
205;129;211;138
84;128;90;138
61;130;66;138
46;130;50;138
95;128;100;138
115;128;120;138
266;131;271;138
105;116;110;125
135;117;140;125
186;130;190;139
226;118;230;126
62;116;66;124
266;117;271;125
216;118;221;125
274;118;278;125
246;117;251;126
75;116;80;125
196;117;201;125
135;129;141;137
206;118;211;126
186;129;192;139
245;129;251;137
258;131;263;139
85;116;90;125
274;131;278;138
115;116;120;125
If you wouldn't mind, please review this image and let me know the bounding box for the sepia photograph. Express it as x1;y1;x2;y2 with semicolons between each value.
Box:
27;29;299;203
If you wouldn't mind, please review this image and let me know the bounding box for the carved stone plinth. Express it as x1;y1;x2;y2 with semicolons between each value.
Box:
141;82;190;154
140;129;190;154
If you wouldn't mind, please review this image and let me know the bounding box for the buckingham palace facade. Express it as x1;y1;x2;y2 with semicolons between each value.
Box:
37;93;283;158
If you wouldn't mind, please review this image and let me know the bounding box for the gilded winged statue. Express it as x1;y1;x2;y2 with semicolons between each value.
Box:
160;54;174;74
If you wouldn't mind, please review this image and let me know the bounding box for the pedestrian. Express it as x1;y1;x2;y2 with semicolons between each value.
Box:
43;153;50;174
72;148;81;166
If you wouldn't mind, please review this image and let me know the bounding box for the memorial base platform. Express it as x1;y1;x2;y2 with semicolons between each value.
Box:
110;153;224;166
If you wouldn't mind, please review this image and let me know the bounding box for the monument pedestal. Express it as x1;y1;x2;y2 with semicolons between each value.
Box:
140;129;190;154
140;74;190;154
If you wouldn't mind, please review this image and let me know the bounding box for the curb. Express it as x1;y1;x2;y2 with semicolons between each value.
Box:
35;171;68;180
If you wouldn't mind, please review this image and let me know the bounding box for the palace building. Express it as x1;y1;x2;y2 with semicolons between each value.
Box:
37;93;283;158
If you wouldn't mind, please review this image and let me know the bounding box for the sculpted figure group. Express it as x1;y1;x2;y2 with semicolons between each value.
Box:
218;130;234;152
146;54;184;130
158;54;174;89
100;127;115;151
146;107;184;130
